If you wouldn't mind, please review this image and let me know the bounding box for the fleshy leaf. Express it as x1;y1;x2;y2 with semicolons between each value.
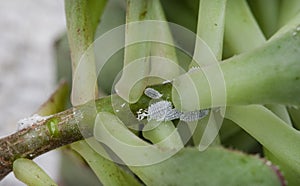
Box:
13;158;57;186
65;0;107;106
172;25;300;110
224;105;300;176
130;147;282;186
71;140;140;186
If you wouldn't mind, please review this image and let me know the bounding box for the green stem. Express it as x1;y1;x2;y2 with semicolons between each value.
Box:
224;105;300;175
0;107;83;180
143;120;183;150
65;0;107;106
172;27;300;110
71;140;140;186
2;21;300;178
0;83;170;180
223;0;265;57
115;0;180;103
65;0;107;71
222;0;292;149
194;0;226;62
191;0;227;147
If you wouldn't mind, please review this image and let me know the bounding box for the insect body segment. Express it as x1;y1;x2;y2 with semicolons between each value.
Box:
144;88;163;99
180;110;209;122
147;101;181;121
137;100;209;122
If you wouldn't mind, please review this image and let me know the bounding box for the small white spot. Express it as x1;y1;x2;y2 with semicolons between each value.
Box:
116;109;120;112
188;66;201;72
292;31;297;36
162;80;172;84
121;103;126;108
71;109;83;124
265;160;272;166
17;114;51;131
296;25;300;31
137;109;149;121
144;88;163;99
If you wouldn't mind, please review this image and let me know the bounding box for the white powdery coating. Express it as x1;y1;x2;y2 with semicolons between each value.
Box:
137;100;209;122
180;109;209;122
164;109;181;121
144;88;163;99
148;101;173;121
17;114;51;131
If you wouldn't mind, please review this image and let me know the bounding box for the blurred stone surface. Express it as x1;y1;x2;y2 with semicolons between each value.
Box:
0;0;65;185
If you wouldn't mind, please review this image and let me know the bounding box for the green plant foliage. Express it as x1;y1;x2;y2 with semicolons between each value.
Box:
224;105;300;176
13;158;57;186
7;0;300;185
130;147;282;186
172;26;300;110
72;140;140;186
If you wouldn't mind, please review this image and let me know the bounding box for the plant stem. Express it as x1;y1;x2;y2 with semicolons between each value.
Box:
195;0;226;62
191;0;227;147
0;108;83;180
0;84;165;180
1;24;300;177
223;0;265;57
172;27;300;110
65;0;107;106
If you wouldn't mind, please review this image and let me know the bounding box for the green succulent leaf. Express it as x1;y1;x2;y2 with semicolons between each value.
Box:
130;147;282;186
65;0;107;106
224;105;300;176
172;26;300;110
13;158;57;186
71;140;140;186
115;0;179;103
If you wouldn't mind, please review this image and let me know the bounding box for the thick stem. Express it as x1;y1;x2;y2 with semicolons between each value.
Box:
0;84;168;180
0;108;83;180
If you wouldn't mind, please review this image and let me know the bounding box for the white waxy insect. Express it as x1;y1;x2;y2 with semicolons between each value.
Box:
180;109;209;122
137;100;209;122
147;101;173;121
164;109;181;121
144;88;163;99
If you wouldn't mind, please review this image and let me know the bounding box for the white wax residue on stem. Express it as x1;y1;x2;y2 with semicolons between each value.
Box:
17;114;51;131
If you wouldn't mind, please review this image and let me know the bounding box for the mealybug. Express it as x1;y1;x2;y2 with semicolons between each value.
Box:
144;88;163;99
